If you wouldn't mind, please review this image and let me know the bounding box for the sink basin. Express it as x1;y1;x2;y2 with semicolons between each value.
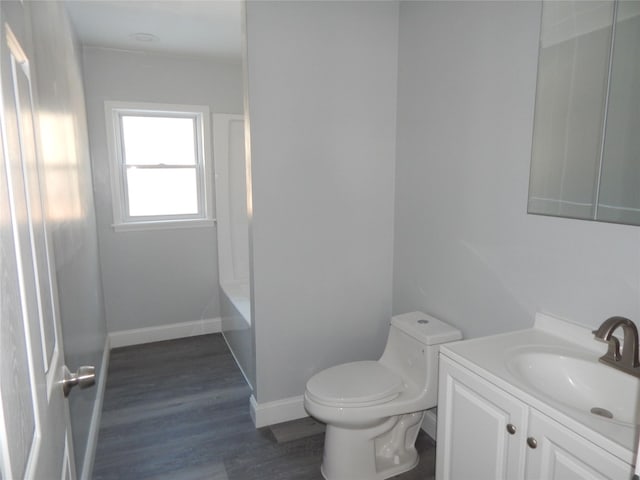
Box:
506;345;640;426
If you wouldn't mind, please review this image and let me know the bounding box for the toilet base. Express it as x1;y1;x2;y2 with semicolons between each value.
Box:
321;457;418;480
319;412;424;480
321;453;419;480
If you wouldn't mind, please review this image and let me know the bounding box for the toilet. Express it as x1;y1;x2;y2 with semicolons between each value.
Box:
304;311;462;480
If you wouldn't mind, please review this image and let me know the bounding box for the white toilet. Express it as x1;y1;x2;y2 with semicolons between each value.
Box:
304;311;462;480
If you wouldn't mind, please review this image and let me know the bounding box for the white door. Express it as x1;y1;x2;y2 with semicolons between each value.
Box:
635;431;640;478
524;410;632;480
436;357;527;480
0;4;76;479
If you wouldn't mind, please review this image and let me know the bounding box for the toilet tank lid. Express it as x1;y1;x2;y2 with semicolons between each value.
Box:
391;311;462;345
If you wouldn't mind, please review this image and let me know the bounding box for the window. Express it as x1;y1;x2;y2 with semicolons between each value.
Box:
105;101;213;231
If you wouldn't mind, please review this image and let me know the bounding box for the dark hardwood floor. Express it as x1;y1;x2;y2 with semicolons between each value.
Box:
92;334;436;479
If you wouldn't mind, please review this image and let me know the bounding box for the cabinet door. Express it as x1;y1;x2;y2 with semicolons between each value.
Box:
525;410;632;480
436;356;528;480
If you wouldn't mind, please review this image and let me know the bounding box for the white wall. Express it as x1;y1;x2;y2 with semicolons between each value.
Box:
245;0;399;403
213;114;249;289
81;48;243;333
393;1;640;340
28;2;107;475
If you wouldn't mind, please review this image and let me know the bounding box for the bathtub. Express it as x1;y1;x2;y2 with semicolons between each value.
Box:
214;113;255;388
220;280;251;324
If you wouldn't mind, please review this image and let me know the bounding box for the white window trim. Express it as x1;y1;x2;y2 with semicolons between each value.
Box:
104;101;214;231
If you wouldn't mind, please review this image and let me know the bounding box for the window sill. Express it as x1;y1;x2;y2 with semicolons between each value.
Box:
112;218;216;233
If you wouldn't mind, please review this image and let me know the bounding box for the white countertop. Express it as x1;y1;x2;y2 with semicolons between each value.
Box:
440;313;639;465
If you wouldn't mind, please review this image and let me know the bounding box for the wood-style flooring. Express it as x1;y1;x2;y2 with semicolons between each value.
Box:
93;334;436;479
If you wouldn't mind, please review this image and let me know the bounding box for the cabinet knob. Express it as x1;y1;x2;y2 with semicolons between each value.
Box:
527;437;538;449
506;424;516;435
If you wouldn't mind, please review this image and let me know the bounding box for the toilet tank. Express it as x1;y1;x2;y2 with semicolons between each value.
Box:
380;312;462;399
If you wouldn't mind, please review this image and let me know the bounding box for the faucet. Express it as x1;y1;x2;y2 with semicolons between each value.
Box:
593;316;640;378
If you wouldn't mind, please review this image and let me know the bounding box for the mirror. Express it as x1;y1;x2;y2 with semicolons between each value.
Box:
528;0;640;226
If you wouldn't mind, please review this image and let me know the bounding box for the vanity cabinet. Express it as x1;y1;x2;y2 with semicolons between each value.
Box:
435;355;527;479
436;355;632;480
525;410;631;480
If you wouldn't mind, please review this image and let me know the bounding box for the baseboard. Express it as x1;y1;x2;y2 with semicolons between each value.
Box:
421;407;437;441
108;317;221;348
249;394;308;428
80;336;110;480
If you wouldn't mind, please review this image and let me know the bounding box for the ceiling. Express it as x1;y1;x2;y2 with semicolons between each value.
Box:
64;1;243;60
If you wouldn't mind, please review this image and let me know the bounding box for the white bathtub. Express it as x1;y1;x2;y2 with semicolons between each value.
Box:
220;280;251;324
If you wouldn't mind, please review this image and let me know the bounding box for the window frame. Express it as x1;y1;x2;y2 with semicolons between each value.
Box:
104;101;214;232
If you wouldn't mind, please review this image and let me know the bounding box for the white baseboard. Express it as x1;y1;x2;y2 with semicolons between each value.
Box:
80;337;110;480
108;317;221;348
249;394;308;428
421;407;437;441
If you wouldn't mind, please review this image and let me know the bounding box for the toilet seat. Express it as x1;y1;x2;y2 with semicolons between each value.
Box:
306;361;403;407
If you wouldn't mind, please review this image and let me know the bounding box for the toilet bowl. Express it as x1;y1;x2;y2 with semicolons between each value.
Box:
304;311;462;480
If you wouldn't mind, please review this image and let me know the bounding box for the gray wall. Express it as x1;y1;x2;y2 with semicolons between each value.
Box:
29;2;107;475
245;1;399;403
393;1;640;339
81;47;243;332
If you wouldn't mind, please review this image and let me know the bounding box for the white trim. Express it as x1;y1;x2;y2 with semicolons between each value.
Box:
104;101;214;228
80;337;110;480
112;218;216;233
635;431;640;477
249;394;308;428
421;408;437;441
108;318;221;348
62;431;72;480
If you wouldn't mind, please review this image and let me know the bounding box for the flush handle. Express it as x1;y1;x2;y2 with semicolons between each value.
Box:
506;424;516;435
62;365;95;397
527;437;538;449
